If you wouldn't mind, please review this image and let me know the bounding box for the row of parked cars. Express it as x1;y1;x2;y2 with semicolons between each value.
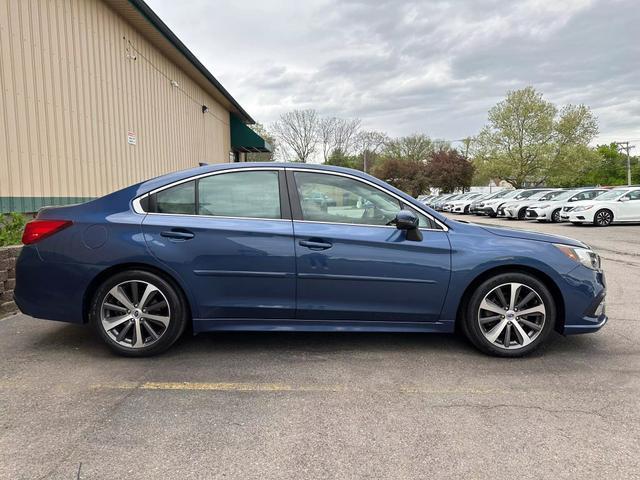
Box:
418;185;640;226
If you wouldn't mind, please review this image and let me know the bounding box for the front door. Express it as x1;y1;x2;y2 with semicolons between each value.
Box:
618;189;640;221
142;169;296;320
288;170;451;323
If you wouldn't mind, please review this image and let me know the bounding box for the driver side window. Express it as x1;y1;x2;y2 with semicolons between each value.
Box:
294;172;402;226
624;190;640;201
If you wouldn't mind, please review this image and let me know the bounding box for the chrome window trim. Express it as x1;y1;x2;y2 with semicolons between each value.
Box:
131;167;285;217
288;168;448;231
131;166;448;231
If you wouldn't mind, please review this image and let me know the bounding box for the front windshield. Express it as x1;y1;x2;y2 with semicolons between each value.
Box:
490;190;512;199
596;189;627;201
550;189;579;201
515;190;543;200
540;190;565;201
527;190;553;201
501;190;521;199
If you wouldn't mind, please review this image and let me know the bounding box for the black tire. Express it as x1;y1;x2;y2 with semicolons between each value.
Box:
89;270;188;357
488;211;497;218
551;209;561;223
463;272;556;357
463;205;470;214
517;208;527;220
594;209;613;227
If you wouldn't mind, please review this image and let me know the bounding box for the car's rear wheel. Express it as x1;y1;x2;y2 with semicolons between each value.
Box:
594;209;613;227
551;209;561;223
463;273;556;357
517;208;527;220
89;270;187;356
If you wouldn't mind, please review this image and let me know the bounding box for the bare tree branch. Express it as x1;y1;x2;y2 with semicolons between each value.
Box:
272;109;319;162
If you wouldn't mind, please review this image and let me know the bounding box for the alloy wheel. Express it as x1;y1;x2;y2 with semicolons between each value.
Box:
595;210;613;226
477;282;546;350
100;280;171;348
552;209;561;223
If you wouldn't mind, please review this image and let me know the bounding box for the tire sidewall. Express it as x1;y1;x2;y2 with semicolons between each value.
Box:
89;270;187;357
551;209;561;223
464;272;556;357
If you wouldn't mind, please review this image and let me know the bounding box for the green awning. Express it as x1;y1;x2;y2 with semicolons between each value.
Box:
230;114;272;153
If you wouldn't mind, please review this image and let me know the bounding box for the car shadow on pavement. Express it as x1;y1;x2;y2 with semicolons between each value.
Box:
27;320;611;363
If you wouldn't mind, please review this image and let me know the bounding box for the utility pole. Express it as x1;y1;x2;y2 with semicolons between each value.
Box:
615;141;636;186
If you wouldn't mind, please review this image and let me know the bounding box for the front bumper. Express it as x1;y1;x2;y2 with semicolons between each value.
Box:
561;265;607;335
503;207;518;218
568;210;595;223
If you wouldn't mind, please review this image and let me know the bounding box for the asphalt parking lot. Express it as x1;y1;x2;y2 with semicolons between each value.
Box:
1;216;639;480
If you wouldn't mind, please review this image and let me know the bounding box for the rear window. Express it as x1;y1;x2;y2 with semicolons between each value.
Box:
144;171;282;219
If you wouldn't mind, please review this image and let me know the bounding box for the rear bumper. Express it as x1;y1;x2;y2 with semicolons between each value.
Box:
14;246;99;324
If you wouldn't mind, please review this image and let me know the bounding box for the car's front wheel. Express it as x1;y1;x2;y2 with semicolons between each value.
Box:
551;209;561;223
89;270;188;356
594;209;613;227
463;273;556;357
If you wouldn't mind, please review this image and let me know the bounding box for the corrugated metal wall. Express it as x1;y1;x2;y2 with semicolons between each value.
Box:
0;0;231;210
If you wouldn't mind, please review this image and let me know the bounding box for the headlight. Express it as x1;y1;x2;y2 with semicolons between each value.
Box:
537;204;550;209
572;205;593;212
554;244;601;270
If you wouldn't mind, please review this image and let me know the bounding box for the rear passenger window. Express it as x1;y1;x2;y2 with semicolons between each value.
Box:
155;181;196;215
198;171;281;219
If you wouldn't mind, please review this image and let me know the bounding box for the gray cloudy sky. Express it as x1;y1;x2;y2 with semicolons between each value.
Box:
147;0;639;145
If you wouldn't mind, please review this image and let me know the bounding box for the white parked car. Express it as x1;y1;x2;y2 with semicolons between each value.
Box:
567;187;640;226
528;188;607;222
500;189;556;219
481;189;523;217
448;192;483;214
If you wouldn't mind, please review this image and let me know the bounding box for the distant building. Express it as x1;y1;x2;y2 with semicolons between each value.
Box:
0;0;270;213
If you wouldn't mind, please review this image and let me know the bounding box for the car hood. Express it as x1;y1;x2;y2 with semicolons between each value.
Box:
474;223;586;247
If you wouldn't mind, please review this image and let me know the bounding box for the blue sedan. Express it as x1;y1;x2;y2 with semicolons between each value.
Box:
14;163;607;357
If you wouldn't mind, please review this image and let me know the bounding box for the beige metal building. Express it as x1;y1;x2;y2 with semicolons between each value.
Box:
0;0;270;213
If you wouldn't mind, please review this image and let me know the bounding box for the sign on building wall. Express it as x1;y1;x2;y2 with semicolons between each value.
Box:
127;131;137;145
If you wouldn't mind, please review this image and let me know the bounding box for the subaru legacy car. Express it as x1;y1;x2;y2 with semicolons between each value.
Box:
14;163;607;357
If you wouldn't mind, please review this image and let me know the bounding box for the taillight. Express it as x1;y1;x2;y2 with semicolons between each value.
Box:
22;220;72;245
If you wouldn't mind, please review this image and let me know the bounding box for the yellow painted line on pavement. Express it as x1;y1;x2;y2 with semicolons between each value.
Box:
90;381;499;395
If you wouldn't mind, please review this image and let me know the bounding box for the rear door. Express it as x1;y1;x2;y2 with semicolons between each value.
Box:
141;168;296;320
288;169;451;323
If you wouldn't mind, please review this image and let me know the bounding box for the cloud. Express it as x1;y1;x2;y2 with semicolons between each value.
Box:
146;0;639;143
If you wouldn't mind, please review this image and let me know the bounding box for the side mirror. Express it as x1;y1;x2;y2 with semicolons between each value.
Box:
619;197;629;202
394;210;423;241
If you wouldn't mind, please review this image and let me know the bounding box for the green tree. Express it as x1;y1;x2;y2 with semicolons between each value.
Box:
425;149;475;193
372;157;431;197
324;148;362;170
473;87;598;187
